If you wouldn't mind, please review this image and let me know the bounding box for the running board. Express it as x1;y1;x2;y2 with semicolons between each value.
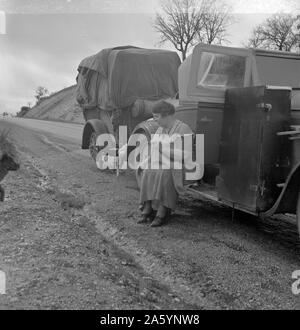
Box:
187;185;258;216
187;186;219;202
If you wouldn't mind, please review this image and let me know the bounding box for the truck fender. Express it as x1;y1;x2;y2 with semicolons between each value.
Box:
262;162;300;217
82;119;109;149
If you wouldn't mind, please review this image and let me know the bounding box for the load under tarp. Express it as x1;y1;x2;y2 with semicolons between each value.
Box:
76;46;181;110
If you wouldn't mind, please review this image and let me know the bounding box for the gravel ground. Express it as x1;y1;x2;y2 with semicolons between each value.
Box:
0;120;300;309
0;155;196;309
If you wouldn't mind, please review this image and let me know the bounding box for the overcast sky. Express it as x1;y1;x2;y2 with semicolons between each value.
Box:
0;0;299;113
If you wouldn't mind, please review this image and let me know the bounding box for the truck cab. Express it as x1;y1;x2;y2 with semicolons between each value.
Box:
175;44;300;183
166;44;300;235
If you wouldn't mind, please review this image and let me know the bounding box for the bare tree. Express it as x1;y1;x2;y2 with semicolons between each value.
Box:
199;0;234;45
297;15;300;50
246;25;266;48
247;13;300;52
154;0;234;61
35;86;49;104
154;0;206;61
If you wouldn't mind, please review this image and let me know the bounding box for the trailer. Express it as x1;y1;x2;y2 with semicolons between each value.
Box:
76;45;181;160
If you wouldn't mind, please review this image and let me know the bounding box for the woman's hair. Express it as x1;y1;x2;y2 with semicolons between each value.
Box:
152;100;175;117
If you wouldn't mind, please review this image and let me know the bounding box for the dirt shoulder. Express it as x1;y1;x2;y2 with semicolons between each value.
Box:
0;120;300;309
0;129;190;310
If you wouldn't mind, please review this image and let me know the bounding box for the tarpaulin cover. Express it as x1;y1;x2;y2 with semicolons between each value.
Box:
76;46;181;110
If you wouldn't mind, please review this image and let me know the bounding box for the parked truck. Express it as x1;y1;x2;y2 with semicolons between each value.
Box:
132;43;300;236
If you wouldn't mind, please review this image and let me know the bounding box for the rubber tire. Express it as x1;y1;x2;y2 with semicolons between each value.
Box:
129;129;150;164
89;131;100;161
131;130;150;186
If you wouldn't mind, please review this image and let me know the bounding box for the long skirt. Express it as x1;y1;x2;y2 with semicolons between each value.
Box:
138;168;178;210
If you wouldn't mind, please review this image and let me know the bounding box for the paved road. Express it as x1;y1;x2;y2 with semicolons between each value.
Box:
2;118;83;144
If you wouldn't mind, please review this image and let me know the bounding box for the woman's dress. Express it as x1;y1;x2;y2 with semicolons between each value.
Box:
137;119;194;210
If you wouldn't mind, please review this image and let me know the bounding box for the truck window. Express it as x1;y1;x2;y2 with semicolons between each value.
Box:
197;52;246;89
256;56;300;87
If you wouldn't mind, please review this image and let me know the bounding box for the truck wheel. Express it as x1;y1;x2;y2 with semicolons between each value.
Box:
129;129;151;186
89;131;100;161
128;129;150;163
297;188;300;238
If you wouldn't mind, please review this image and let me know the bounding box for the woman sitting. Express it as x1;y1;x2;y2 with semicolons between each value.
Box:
136;100;196;227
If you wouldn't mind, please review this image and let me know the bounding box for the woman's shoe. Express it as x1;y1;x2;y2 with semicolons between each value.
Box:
150;216;165;227
137;214;151;224
137;210;156;224
150;209;171;227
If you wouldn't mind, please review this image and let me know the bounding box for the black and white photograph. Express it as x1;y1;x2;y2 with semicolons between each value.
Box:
0;0;300;313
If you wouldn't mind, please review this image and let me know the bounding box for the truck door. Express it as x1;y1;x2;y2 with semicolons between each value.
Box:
217;86;292;213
